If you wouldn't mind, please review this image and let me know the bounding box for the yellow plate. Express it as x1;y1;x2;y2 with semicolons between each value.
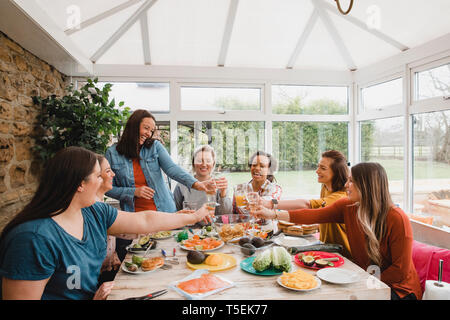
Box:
186;253;237;272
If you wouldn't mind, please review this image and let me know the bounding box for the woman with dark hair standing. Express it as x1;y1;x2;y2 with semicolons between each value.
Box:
233;151;282;214
253;162;422;300
260;150;351;258
105;109;214;259
0;147;213;300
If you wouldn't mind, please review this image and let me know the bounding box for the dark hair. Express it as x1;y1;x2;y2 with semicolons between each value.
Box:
96;154;106;165
248;151;278;183
321;150;349;192
0;147;98;242
116;109;156;159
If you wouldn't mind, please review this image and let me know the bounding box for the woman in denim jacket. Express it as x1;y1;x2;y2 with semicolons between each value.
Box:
105;110;214;259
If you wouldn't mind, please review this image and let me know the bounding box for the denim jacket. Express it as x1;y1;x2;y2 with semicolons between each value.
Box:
105;141;197;213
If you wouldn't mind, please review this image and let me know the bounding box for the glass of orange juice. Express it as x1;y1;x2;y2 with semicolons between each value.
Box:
234;184;247;208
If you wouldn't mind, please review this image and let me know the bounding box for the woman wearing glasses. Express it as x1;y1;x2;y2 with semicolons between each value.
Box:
105;109;214;259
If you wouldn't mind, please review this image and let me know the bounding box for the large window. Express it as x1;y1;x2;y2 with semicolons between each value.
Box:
412;110;450;229
272;85;348;115
177;121;265;188
360;117;405;206
272;121;348;198
415;62;450;101
180;86;261;111
99;82;170;113
361;78;403;111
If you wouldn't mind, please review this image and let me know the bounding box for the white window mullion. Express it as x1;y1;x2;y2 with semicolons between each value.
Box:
170;80;180;163
349;81;358;166
265;81;272;155
404;65;413;212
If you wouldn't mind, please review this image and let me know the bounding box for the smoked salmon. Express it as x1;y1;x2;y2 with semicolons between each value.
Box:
182;236;223;250
177;274;229;294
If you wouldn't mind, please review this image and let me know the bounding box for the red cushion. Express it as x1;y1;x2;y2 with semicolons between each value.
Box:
412;240;450;292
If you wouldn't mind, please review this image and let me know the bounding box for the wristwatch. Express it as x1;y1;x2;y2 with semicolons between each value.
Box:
271;198;278;210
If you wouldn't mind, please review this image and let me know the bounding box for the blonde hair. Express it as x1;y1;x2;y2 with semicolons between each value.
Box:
351;162;393;266
192;145;216;169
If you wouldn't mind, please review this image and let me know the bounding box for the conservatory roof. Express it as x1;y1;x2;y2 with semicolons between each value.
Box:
1;0;450;76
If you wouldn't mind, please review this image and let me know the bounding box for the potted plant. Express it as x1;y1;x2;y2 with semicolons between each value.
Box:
32;78;131;162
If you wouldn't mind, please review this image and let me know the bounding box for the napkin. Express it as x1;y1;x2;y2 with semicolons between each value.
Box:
422;280;450;300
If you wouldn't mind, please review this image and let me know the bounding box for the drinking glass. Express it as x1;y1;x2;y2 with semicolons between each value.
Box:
183;201;198;210
234;184;247;209
245;189;259;233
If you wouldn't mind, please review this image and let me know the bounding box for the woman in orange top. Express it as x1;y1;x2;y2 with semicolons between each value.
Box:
261;150;351;258
254;162;422;300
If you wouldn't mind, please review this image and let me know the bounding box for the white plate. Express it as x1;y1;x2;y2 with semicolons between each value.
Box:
149;231;173;240
316;268;360;284
274;235;311;247
121;263;162;275
277;275;321;292
180;240;224;252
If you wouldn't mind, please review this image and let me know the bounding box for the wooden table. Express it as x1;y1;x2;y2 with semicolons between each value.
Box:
108;234;390;300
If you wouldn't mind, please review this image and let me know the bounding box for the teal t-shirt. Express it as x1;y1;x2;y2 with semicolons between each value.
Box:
0;202;118;300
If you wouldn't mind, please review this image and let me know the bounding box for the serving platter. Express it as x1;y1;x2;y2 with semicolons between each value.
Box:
240;256;283;276
186;253;237;272
276;275;322;292
179;239;224;252
316;268;360;284
149;231;173;240
294;251;344;270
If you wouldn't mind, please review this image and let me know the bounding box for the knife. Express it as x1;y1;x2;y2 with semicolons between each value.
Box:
123;289;168;300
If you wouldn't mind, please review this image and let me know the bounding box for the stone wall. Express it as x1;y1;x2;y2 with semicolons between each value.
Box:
0;31;68;231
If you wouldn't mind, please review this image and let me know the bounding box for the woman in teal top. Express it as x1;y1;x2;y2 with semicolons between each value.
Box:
0;147;213;300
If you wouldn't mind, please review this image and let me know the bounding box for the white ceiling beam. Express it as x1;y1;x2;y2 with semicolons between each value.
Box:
90;0;158;63
140;13;151;65
218;0;239;67
313;1;357;71
286;8;319;69
317;0;409;52
92;64;353;84
65;0;144;35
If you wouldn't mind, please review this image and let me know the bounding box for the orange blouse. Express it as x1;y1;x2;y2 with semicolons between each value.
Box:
133;158;156;212
288;197;422;299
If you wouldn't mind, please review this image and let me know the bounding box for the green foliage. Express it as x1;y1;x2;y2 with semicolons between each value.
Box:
176;95;368;172
272;97;353;170
32;78;131;162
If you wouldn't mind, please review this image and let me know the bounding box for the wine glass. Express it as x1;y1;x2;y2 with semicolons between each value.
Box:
245;189;259;234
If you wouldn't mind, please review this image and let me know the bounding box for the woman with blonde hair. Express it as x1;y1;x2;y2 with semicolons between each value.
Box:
253;162;422;300
174;145;232;217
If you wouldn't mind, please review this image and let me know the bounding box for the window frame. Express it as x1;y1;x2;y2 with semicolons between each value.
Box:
410;56;450;114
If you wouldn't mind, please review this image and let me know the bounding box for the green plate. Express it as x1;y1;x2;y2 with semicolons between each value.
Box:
240;256;283;276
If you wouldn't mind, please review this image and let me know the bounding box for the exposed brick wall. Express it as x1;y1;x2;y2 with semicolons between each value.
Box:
0;31;68;231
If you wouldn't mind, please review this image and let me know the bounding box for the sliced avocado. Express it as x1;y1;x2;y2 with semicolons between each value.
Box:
302;255;315;267
315;259;329;268
138;235;151;246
